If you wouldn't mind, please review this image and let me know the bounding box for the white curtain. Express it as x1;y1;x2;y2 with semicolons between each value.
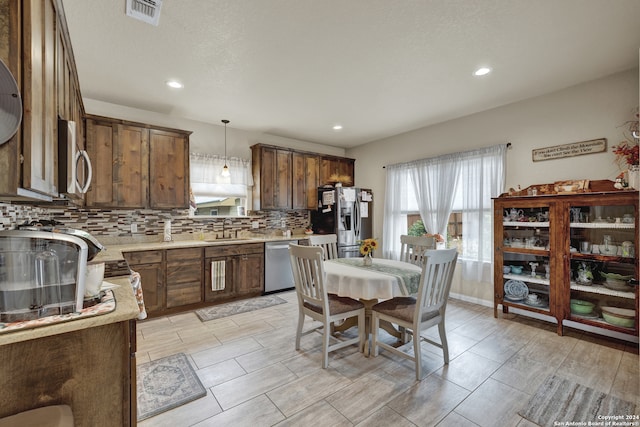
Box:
190;153;253;200
409;154;461;237
459;145;507;282
382;163;412;259
383;144;507;283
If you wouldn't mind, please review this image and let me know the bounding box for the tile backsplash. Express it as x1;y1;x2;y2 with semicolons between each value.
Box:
0;203;310;244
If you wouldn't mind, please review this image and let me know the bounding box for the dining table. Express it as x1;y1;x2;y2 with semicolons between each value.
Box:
323;257;422;354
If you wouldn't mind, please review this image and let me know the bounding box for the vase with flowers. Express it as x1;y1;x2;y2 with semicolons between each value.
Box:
612;107;639;189
359;238;378;266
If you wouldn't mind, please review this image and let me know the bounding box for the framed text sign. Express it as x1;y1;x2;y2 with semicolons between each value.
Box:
532;138;607;162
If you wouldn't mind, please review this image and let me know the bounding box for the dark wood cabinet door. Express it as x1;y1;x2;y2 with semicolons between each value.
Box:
115;124;149;208
292;152;319;209
21;0;57;196
132;262;164;315
149;129;189;209
235;252;264;296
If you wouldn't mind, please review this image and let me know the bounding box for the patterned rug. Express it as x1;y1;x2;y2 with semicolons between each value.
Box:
195;294;288;322
137;353;206;421
519;375;636;426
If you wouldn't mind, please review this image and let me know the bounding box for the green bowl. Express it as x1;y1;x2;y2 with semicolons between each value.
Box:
601;307;635;328
570;299;595;314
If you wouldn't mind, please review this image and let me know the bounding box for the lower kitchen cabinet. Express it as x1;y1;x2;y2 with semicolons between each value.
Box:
123;250;165;315
166;247;203;308
125;242;264;317
205;243;264;301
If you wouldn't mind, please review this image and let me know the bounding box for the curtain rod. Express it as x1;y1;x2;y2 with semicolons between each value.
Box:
382;142;512;168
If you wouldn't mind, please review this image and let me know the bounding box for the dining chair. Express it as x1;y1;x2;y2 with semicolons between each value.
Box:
308;234;339;260
399;234;436;265
371;248;458;380
289;243;365;368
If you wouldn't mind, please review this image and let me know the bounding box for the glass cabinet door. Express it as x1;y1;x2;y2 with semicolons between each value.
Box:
568;202;636;332
500;205;553;314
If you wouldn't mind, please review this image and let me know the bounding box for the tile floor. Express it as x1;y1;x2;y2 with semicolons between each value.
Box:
136;291;639;427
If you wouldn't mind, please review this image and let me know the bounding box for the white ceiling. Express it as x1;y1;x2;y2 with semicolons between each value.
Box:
61;0;640;148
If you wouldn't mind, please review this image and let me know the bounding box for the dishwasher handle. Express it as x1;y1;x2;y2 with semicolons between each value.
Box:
267;243;292;250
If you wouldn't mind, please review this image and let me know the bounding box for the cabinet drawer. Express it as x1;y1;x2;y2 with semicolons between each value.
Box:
166;247;203;262
166;281;201;307
205;243;264;258
166;262;202;283
124;250;163;265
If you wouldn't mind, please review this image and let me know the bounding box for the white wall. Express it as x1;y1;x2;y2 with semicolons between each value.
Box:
346;69;639;303
83;99;346;159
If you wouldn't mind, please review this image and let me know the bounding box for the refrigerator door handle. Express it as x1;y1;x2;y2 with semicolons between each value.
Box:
354;198;361;240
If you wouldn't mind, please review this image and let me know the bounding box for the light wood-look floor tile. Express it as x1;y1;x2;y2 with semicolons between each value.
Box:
135;291;638;425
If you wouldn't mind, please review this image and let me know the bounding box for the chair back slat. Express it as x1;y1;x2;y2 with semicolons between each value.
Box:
308;234;339;260
290;243;328;310
399;235;436;265
416;249;458;320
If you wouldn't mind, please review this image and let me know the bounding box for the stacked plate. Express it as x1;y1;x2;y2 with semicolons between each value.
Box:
504;279;528;301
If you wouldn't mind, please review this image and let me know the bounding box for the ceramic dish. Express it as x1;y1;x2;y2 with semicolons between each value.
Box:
570;299;595;315
600;272;633;281
601;306;635;328
603;279;632;292
504;279;528;301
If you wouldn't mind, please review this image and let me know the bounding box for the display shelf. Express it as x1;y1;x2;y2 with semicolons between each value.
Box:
570;282;635;299
570;222;634;229
503;274;550;286
503;221;549;228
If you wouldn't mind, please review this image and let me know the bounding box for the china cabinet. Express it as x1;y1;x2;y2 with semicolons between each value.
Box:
493;181;638;340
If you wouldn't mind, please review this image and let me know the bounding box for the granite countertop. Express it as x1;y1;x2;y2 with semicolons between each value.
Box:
93;234;311;263
0;276;139;346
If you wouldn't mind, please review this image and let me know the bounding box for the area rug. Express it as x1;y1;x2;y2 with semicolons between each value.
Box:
137;353;206;421
195;294;288;322
519;375;636;427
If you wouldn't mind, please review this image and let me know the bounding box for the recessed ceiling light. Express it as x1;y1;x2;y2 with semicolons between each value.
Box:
332;124;343;131
473;67;491;76
166;80;184;89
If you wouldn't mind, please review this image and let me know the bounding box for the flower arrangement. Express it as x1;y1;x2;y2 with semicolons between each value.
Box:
359;238;378;256
612;108;639;167
425;233;445;243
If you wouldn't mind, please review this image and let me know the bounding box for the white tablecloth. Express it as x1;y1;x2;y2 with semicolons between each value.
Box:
324;258;422;300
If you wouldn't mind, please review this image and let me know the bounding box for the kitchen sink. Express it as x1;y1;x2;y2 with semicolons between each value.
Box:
204;238;255;243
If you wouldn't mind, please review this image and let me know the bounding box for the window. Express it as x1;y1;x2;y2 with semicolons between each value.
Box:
384;144;507;282
190;153;253;217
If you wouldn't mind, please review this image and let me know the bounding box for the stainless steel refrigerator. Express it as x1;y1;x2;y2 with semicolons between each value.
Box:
310;187;373;258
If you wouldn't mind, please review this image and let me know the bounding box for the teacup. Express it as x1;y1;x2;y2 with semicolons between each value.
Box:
503;266;511;274
526;294;539;304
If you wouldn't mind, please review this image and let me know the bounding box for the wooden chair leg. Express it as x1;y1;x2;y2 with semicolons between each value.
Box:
295;309;304;350
438;320;449;364
322;320;330;369
413;332;422;381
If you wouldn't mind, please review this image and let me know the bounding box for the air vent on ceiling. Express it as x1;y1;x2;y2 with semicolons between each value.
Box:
126;0;163;26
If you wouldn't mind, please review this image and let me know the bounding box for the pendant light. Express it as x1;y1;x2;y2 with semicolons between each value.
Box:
221;119;230;177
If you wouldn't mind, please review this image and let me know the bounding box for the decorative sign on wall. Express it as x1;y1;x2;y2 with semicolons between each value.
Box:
532;138;607;162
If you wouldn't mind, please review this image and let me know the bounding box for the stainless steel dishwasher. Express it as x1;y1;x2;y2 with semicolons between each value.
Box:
264;240;298;293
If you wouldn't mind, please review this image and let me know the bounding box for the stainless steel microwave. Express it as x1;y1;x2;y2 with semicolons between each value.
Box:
58;119;92;198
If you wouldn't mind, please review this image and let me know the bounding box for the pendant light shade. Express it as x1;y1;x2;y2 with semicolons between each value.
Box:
221;119;230;177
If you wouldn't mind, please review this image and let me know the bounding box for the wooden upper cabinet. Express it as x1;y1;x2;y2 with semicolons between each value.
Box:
115;124;149;208
85;115;191;209
21;0;57;197
252;144;352;211
149;129;189;209
292;152;319;209
320;156;355;186
252;145;292;209
0;0;85;201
